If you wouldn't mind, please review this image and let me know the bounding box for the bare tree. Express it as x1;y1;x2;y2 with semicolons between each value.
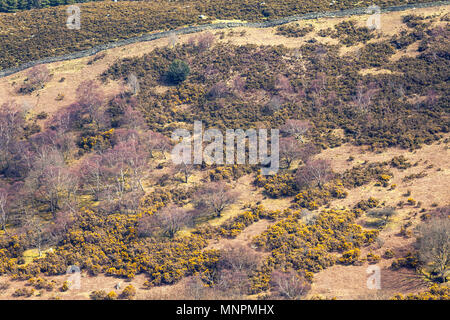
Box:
207;82;229;100
76;80;106;129
19;65;51;93
47;210;75;243
216;269;250;297
214;244;261;297
275;75;294;94
279;137;302;169
148;131;171;159
120;105;147;130
137;214;160;238
175;163;195;183
297;143;319;164
194;181;238;217
270;269;311;300
80;131;150;211
0;186;9;231
183;275;210;300
112;136;148;192
416;217;449;282
79;154;106;201
0;102;25;174
167;32;179;48
219;244;261;272
196;32;215;51
425;89;439;106
232;75;246;96
22;212;48;257
264;95;284;114
157;205;192;238
280;119;311;142
100;142;134;206
127;74;140;95
29;128;75;162
25;148;78;216
353;82;378;113
137;205;192;238
295;159;333;189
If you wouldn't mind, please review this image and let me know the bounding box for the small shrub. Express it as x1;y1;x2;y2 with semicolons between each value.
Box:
366;252;381;264
0;281;10;291
120;285;136;300
368;207;396;227
36;111;48;119
61;281;70;292
106;291;118;300
383;249;395;259
90;290;108;300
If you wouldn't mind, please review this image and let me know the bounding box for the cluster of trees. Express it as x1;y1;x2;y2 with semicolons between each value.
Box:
103;20;448;152
0;75;175;243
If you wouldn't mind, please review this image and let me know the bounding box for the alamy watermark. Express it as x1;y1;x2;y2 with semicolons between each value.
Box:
171;121;279;175
366;5;381;30
366;265;381;290
65;265;81;290
67;5;81;30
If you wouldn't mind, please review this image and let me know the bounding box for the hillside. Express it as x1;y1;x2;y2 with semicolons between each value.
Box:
0;0;443;71
0;3;448;301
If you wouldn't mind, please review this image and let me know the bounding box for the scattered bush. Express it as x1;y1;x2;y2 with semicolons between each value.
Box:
12;287;34;297
392;284;449;300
